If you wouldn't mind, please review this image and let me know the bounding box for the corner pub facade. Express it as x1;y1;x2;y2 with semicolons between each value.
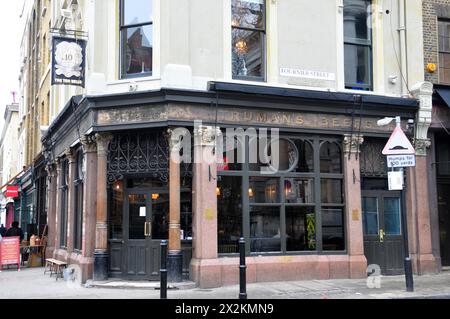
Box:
42;82;439;287
41;0;439;287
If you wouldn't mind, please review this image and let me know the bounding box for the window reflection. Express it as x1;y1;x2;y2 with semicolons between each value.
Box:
285;179;314;204
231;0;265;80
321;179;343;204
120;0;153;77
249;177;279;203
122;25;153;75
320;142;342;173
322;208;345;251
110;181;124;240
218;176;243;254
250;206;281;253
286;207;316;251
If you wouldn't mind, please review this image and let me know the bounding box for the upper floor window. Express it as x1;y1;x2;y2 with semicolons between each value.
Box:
231;0;266;81
344;0;372;90
120;0;153;78
439;20;450;84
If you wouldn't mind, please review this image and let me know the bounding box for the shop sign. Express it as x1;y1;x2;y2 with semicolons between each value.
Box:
5;186;19;198
51;36;87;87
0;237;20;269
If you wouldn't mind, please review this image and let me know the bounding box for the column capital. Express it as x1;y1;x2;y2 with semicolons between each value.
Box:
65;148;77;163
45;163;57;177
81;135;97;153
414;138;431;157
95;133;114;156
194;125;221;147
343;134;364;154
167;127;189;151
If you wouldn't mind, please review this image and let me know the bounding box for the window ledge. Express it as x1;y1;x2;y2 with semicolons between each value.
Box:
107;76;161;86
219;78;339;93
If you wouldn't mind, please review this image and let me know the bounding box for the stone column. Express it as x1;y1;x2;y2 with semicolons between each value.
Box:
167;128;182;282
190;125;221;287
93;133;113;281
81;136;98;262
53;158;62;255
45;163;57;258
343;134;367;278
410;82;439;274
66;148;77;255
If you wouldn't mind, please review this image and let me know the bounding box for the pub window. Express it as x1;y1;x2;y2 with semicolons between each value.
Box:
231;0;266;81
109;180;124;240
217;135;345;255
218;176;243;254
120;0;153;78
438;20;450;84
59;159;69;248
73;150;85;251
344;0;373;90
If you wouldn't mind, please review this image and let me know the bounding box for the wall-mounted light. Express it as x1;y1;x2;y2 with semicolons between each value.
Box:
216;187;221;197
248;188;254;198
152;194;160;200
426;63;437;73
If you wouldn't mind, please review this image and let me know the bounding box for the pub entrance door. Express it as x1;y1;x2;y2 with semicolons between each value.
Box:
123;188;168;280
362;191;404;275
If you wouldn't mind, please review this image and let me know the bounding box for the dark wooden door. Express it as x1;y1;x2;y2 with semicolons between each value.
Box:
362;191;404;275
123;189;167;280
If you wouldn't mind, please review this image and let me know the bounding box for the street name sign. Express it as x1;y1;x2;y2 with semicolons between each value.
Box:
387;155;416;168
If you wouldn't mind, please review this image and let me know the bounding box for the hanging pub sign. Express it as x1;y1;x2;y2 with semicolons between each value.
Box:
51;36;87;87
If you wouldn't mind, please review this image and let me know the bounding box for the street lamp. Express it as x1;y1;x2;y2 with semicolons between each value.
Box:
377;116;414;292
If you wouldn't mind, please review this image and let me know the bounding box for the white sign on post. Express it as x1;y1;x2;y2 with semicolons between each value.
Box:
388;171;404;191
387;155;416;168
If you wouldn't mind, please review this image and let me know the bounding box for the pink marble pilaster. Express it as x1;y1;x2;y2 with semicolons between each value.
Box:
343;134;367;278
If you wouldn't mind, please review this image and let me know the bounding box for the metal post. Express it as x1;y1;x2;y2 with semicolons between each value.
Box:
239;238;247;299
160;240;168;299
401;168;414;292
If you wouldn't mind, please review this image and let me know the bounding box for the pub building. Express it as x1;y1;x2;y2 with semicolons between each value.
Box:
42;80;438;287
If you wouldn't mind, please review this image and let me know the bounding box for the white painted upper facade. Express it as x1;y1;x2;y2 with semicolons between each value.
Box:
0;104;20;186
48;0;425;124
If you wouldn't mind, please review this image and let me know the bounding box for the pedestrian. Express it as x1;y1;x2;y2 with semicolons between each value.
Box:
5;221;24;241
0;224;6;237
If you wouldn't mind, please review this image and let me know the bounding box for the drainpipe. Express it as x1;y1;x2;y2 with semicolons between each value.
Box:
399;0;409;97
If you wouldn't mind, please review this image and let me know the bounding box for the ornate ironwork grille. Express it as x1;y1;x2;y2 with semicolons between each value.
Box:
360;138;388;177
107;131;192;184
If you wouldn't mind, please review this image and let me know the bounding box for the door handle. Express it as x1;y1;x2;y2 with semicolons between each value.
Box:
144;222;152;237
380;229;385;243
144;222;149;237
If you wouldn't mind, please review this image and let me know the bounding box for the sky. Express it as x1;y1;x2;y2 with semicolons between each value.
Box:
0;1;26;133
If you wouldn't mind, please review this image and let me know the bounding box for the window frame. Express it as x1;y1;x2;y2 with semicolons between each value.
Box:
343;0;373;91
59;158;69;249
119;0;153;79
73;149;85;252
231;0;267;82
217;134;346;256
438;19;450;85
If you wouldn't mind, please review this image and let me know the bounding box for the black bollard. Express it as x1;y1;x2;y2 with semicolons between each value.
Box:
239;238;247;299
160;240;168;299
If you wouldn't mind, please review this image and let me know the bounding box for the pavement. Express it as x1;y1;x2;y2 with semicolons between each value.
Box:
0;267;450;299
